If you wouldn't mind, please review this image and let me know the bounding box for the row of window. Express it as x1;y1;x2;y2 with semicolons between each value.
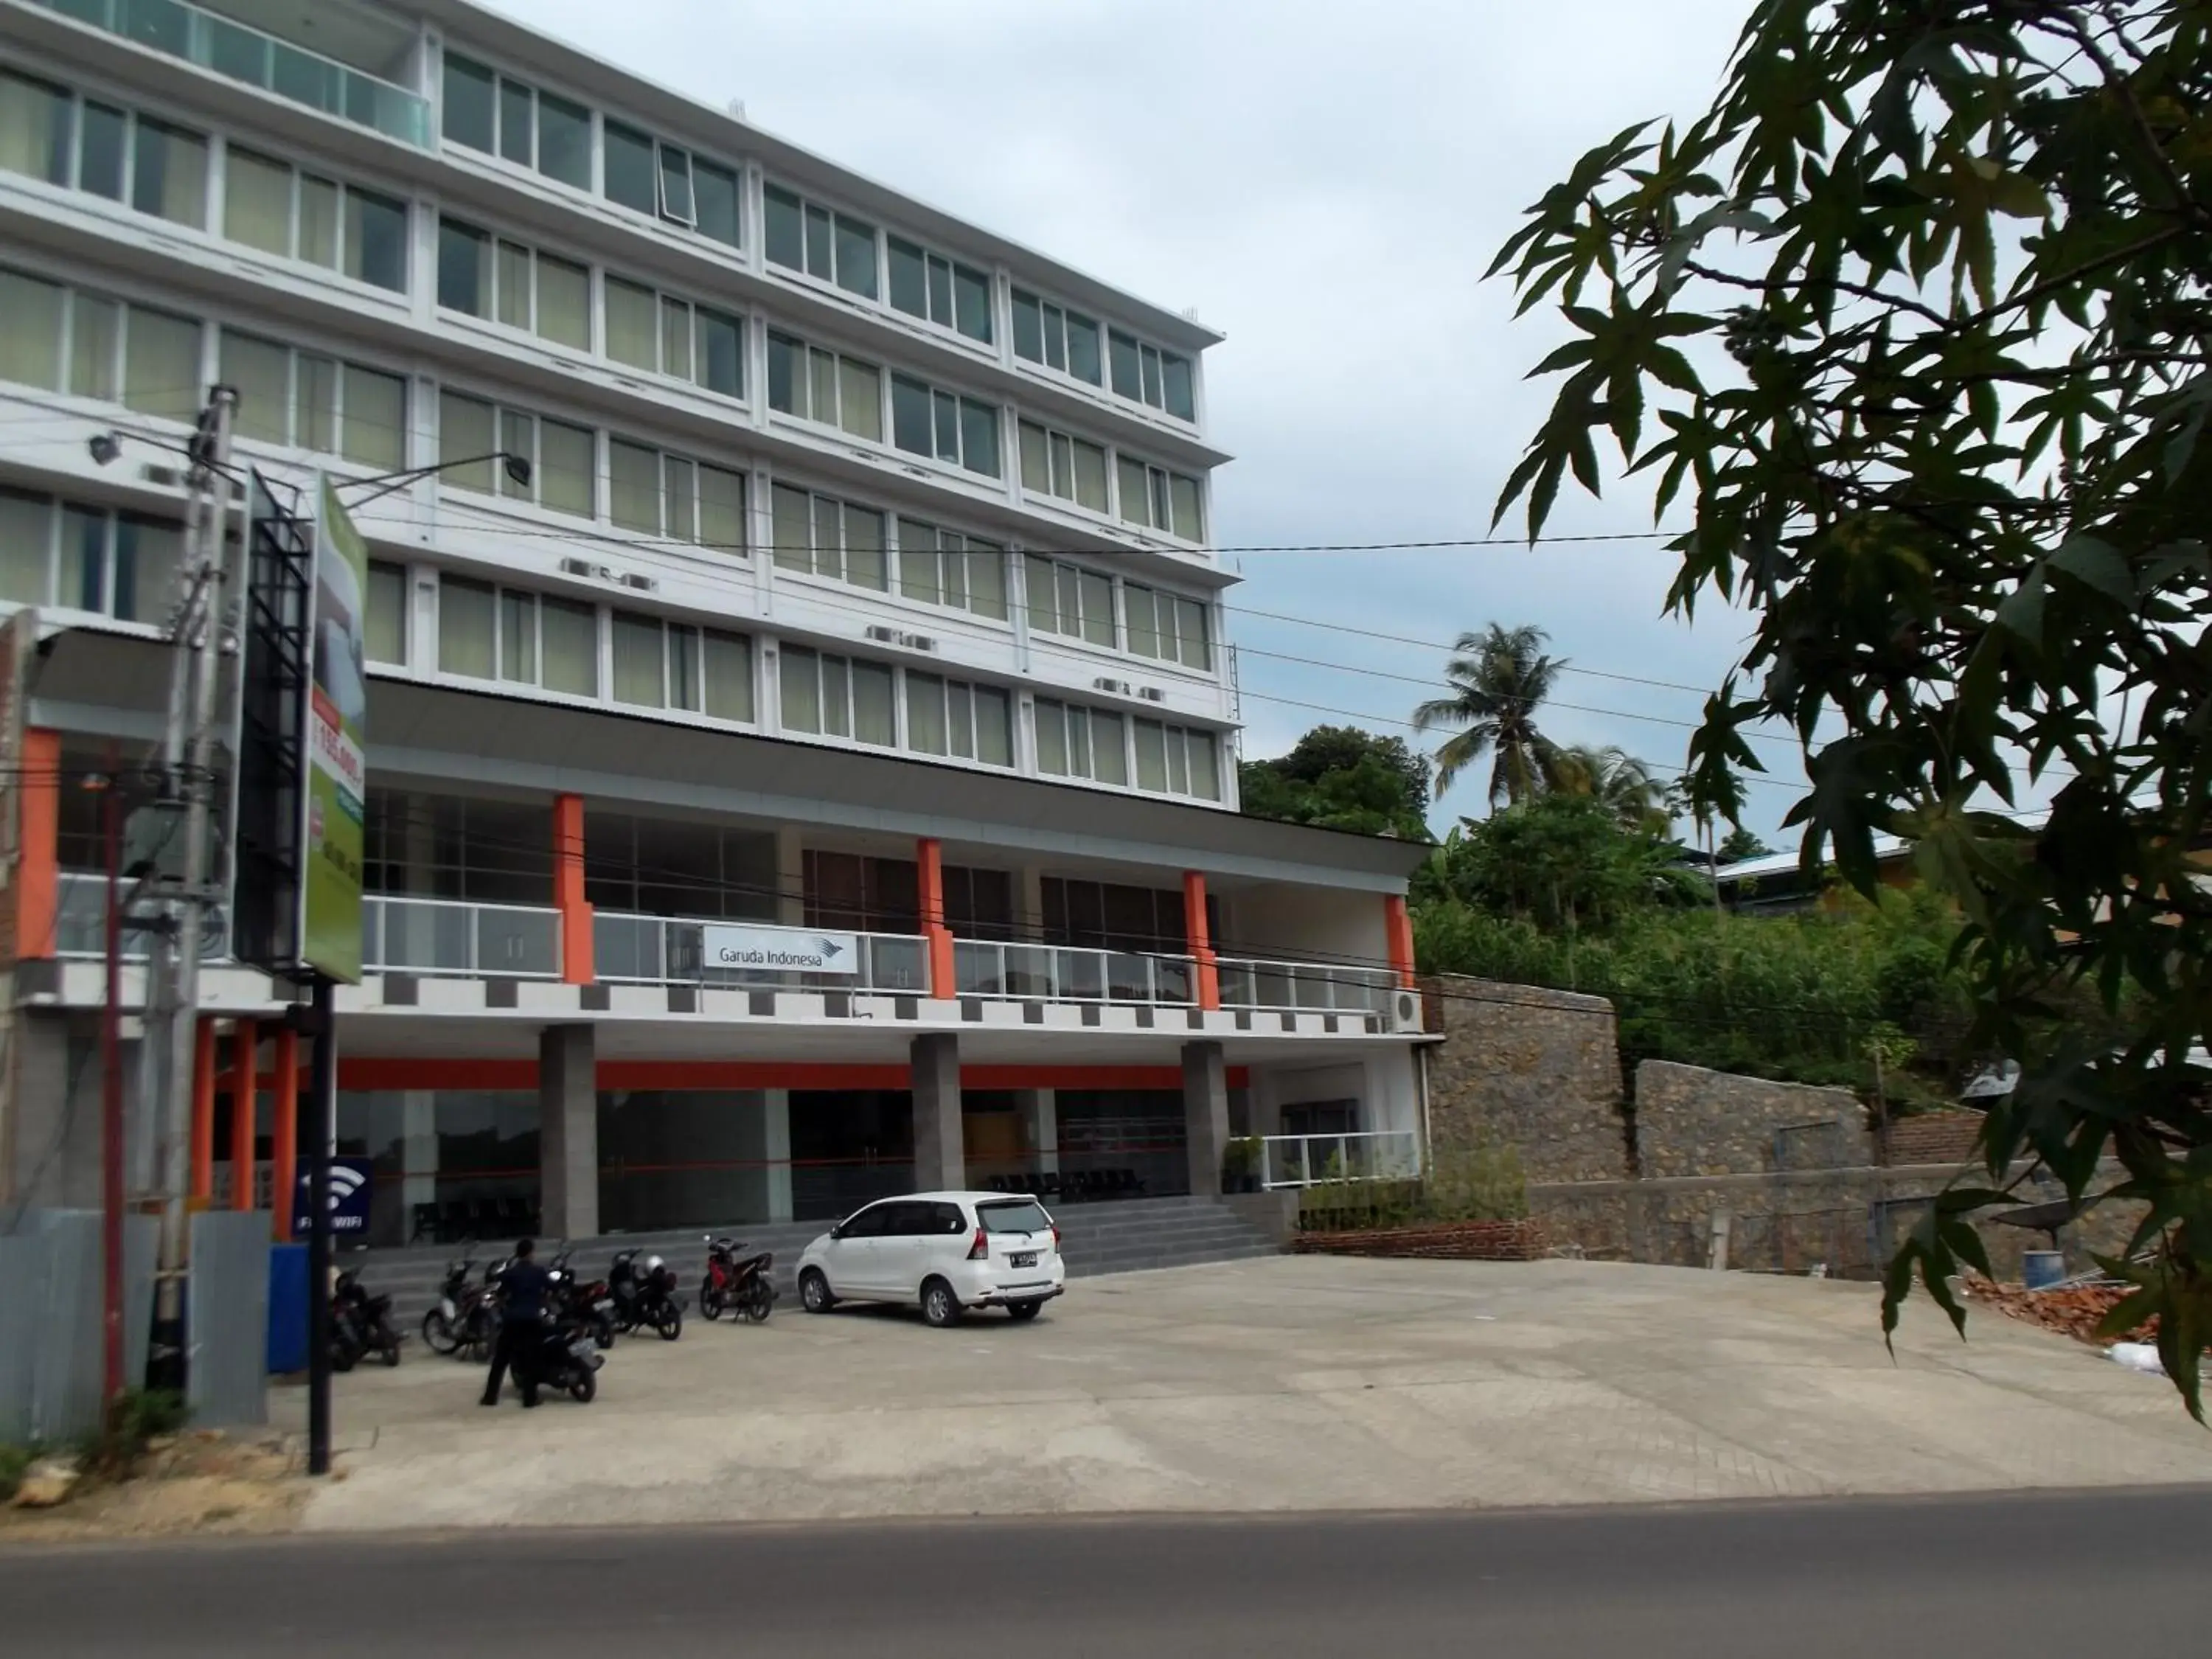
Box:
1034;698;1222;800
1016;419;1205;541
764;184;994;348
0;487;181;624
768;486;1012;622
765;328;1005;480
1023;556;1212;668
1012;288;1197;423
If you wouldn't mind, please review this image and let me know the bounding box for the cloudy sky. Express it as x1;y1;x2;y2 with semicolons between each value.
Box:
508;0;1804;842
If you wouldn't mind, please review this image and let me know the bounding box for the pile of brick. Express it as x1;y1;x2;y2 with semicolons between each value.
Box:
1291;1218;1548;1262
1963;1273;2156;1345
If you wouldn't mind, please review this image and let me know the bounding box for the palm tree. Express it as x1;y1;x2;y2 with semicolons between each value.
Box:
1412;623;1567;806
1553;745;1670;834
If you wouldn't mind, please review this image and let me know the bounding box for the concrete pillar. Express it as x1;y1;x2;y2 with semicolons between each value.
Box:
400;1090;438;1217
1182;1040;1228;1198
539;1024;598;1238
1020;1088;1058;1175
776;827;805;926
911;1032;964;1192
764;1088;793;1222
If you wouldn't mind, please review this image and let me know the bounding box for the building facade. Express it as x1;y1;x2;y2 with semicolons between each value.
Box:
0;0;1428;1247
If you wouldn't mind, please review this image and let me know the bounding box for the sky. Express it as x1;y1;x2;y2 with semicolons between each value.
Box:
504;0;1800;842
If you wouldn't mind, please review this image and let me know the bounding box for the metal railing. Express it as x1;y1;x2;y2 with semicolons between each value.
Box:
953;939;1194;1005
1260;1130;1422;1189
54;870;226;961
36;0;434;147
593;912;928;993
364;896;561;979
1217;956;1397;1016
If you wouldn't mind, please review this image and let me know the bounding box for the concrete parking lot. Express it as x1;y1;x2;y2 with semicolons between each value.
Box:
286;1256;2212;1531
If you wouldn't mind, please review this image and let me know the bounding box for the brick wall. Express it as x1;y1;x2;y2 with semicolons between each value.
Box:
1885;1110;1983;1166
1421;974;1627;1184
1634;1059;1868;1178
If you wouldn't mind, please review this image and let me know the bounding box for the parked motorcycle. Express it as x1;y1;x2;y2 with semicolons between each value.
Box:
529;1305;606;1405
331;1269;403;1371
608;1250;685;1340
422;1259;498;1361
546;1246;616;1350
699;1236;777;1324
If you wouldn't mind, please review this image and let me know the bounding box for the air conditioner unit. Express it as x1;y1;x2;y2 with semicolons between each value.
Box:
1137;686;1167;703
559;557;610;580
902;633;936;652
1388;988;1423;1034
619;572;656;591
864;625;900;643
140;464;184;489
1093;677;1131;695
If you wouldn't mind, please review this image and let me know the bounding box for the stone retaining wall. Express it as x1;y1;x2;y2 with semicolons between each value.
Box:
1291;1218;1548;1262
1634;1060;1868;1178
1420;975;1625;1184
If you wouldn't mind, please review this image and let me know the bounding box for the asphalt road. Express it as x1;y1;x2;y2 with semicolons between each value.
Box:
4;1486;2206;1658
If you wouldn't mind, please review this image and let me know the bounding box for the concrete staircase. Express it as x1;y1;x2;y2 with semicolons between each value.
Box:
347;1194;1280;1317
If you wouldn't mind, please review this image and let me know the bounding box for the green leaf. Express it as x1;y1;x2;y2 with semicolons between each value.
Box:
2046;535;2135;608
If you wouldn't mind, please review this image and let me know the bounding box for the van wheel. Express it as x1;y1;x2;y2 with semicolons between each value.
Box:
1008;1301;1042;1322
920;1278;963;1329
799;1268;835;1314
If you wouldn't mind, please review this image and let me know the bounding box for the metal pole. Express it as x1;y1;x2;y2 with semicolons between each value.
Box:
101;777;125;1408
305;976;335;1476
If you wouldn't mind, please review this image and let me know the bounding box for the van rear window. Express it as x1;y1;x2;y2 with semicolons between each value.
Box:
977;1200;1051;1234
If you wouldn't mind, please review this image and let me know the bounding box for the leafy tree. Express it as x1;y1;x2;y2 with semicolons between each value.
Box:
1420;792;1705;932
1412;623;1569;805
1240;726;1433;839
1554;743;1674;834
1718;826;1775;863
1489;1;2211;1409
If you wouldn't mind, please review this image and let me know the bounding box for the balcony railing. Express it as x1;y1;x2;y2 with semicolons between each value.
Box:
1260;1130;1422;1189
1217;956;1397;1017
35;0;433;147
953;940;1194;1005
55;870;226;961
593;912;929;994
364;897;561;979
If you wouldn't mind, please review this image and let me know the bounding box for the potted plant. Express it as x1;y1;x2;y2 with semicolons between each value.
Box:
1222;1135;1265;1194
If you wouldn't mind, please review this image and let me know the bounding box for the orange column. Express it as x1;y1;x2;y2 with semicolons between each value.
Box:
188;1018;218;1205
553;793;594;985
228;1018;259;1211
1183;871;1220;1012
14;727;60;961
917;837;954;999
271;1026;299;1239
1385;894;1416;989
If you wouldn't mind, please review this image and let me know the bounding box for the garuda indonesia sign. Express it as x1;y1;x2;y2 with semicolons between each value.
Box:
701;922;861;975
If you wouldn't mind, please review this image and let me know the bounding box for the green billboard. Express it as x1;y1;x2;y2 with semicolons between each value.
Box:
301;474;367;983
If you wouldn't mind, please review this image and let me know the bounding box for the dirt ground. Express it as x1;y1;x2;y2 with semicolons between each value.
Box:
1;1430;309;1543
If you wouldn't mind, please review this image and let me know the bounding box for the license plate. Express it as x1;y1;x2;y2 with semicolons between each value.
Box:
1009;1251;1037;1268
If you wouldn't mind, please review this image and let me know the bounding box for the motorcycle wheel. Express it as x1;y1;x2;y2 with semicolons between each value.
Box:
380;1337;402;1368
422;1310;459;1357
655;1305;682;1341
700;1281;725;1321
569;1368;596;1405
592;1312;615;1351
331;1342;357;1374
740;1285;773;1324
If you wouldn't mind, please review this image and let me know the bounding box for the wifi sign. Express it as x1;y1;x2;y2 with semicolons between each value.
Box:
293;1158;375;1234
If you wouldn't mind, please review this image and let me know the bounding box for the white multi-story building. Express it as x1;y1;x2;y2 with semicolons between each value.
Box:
0;0;1427;1248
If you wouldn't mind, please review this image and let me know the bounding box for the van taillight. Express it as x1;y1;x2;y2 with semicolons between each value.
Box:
967;1227;988;1261
1051;1223;1061;1248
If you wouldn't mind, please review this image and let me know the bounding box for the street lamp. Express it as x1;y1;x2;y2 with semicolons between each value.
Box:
338;452;532;507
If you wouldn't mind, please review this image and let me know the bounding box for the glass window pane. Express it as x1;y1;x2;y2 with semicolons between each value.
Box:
1074;441;1108;512
771;484;811;573
133;119;206;227
498;589;535;681
1168;728;1190;795
220;332;291;445
844;506;886;590
1034;700;1067;775
1058;567;1081;639
58;506;104;612
0;70;74;187
890;375;932;456
960;400;1000;477
933;389;959;462
1189;731;1220;800
499;409;532;496
442;54;495;151
1067;706;1091;778
366;560;406;665
804;203;832;279
926;257;953;327
811;496;843;582
1109;329;1142;400
703;630;752;722
698;463;745;555
296;353;337;454
967;547;1006;619
1048;433;1072;497
439;576;496;678
538;419;596;518
537;93;591;188
1024;555;1057;633
223;148;293;255
495;241;532;330
79;102;125;201
1065;313;1102;384
834;214;877;299
609;438;661;534
536;254;591;349
818;656;848;736
347;189;408;291
948;681;973;759
974;687;1012;768
541;597;598;695
1134;720;1168;792
1092;710;1128;787
1117;456;1150;526
1141;344;1163;408
838;358;882;442
1018;422;1049;494
1175;597;1210;670
298;174;338;267
343;365;406;469
70;293;119;402
1170;475;1205;543
1163;355;1196;422
603;121;655;213
899;533;940;605
604;277;658;372
906;672;947;755
697;308;742;395
1012;291;1043;363
438;392;495;491
1081;571;1115;648
887;237;927;318
498;79;532;164
123;306;201;422
765;330;800;414
438;219;490;316
694;161;740;246
1041;302;1065;371
0;270;65;391
112;513;181;625
664;456;695;543
953;265;991;344
764;186;804;270
669;625;700;710
780;647;820;733
852;661;895;746
807;348;835;423
661;296;689;380
612;611;664;706
657;143;695;222
1126;587;1159;658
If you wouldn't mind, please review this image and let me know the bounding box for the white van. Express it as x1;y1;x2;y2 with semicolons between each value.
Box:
795;1192;1065;1327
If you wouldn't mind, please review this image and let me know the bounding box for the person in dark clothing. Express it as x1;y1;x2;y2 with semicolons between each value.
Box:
481;1237;553;1408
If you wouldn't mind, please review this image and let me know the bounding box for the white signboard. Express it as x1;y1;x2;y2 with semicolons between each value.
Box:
702;922;862;975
